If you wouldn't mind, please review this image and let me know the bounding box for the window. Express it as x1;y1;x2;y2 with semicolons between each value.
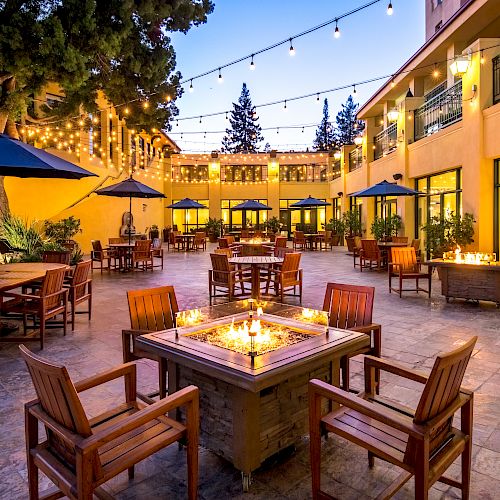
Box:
279;199;326;235
333;197;342;220
415;168;462;244
375;196;397;219
172;199;209;233
221;200;268;230
279;164;327;182
222;165;266;182
172;165;208;182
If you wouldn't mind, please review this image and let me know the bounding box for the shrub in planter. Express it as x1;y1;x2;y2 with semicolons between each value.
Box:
205;217;223;243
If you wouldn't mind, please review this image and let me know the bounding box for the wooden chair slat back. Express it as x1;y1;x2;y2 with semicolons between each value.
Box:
210;253;231;282
282;252;301;272
392;236;408;244
108;237;123;244
241;244;267;256
42;251;70;265
226;235;235;245
194;232;206;244
91;240;103;253
20;346;95;473
275;236;287;248
274;247;294;258
361;239;380;258
404;337;477;466
214;248;232;258
353;236;362;250
391;247;417;270
128;286;178;331
322;283;374;329
40;268;67;309
294;231;305;240
218;238;229;248
411;239;421;252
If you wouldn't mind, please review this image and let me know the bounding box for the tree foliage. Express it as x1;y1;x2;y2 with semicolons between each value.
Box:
221;83;264;153
0;0;214;137
313;98;337;151
335;95;365;146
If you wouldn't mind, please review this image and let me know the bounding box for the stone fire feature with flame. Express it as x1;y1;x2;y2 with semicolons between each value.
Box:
137;302;369;491
426;246;500;306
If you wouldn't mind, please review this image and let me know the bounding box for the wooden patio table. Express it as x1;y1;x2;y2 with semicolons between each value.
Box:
304;233;320;250
108;242;136;270
0;262;68;337
137;300;369;491
377;240;408;264
229;256;282;299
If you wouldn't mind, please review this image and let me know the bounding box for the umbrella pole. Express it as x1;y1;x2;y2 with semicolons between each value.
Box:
129;196;132;245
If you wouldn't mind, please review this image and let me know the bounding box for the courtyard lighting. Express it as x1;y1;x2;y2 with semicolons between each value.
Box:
449;54;470;77
354;136;363;146
387;108;399;122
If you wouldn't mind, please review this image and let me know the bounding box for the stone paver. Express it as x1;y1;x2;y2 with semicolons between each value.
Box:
1;245;499;499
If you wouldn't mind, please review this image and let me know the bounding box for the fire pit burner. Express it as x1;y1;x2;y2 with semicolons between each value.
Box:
186;318;312;356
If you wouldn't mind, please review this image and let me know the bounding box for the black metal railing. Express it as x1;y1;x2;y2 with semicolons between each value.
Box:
279;164;328;182
374;122;397;160
494;56;500;105
348;148;363;172
414;80;462;141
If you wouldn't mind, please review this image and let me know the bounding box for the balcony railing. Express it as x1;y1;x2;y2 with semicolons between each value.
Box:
494;56;500;105
331;159;341;180
414;80;462;141
374;122;397;160
279;164;328;182
348;148;363;172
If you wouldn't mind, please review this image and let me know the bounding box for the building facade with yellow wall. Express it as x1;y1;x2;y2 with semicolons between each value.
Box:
331;0;500;254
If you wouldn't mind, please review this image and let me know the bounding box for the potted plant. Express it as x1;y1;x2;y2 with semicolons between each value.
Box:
44;216;83;265
324;218;345;246
265;216;281;241
342;209;362;251
205;217;223;243
148;224;159;240
370;214;402;241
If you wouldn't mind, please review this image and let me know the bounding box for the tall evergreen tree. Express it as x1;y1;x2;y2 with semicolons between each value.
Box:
335;95;365;146
221;83;264;153
313;98;336;151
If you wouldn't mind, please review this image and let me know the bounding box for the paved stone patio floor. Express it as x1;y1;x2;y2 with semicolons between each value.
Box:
1;245;499;499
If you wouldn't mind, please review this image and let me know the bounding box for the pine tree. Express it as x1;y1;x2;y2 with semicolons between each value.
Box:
313;98;337;151
335;95;365;146
221;83;264;153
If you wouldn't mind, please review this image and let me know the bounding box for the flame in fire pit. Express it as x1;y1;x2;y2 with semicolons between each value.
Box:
443;246;496;265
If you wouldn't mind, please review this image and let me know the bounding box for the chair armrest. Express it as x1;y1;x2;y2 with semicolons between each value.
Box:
74;362;137;393
1;291;40;300
79;385;199;452
349;323;381;334
309;379;423;438
364;355;429;385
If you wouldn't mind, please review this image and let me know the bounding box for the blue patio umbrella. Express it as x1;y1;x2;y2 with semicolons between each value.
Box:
96;177;165;243
289;195;331;208
166;198;207;233
231;200;272;230
0;134;96;179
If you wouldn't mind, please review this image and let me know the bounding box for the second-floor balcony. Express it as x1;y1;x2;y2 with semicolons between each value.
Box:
331;159;341;180
374;122;397;160
348;148;363;172
414;79;462;141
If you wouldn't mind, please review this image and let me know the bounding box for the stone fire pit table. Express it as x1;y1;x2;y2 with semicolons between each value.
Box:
426;258;500;306
137;300;369;491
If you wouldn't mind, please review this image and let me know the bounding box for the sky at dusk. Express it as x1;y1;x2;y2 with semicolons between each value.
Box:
169;1;426;153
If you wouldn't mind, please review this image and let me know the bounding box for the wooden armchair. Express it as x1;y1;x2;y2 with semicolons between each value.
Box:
65;260;92;331
315;230;331;251
309;336;477;499
108;237;124;244
265;252;302;303
131;239;153;271
292;230;307;250
241;229;251;238
20;345;199;500
323;283;381;392
274;236;287;248
209;253;251;304
1;267;68;349
360;239;385;271
389;247;431;297
151;237;164;268
168;230;184;251
218;237;230;248
411;238;422;261
123;286;179;401
193;231;207;251
91;240;116;273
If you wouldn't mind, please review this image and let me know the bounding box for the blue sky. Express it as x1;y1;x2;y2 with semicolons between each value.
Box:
169;1;425;152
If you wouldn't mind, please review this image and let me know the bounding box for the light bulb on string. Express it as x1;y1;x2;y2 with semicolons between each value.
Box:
189;80;194;93
391;77;395;88
433;63;439;78
250;55;255;70
334;20;340;38
143;100;149;109
289;39;295;56
218;68;223;84
480;50;485;64
353;85;357;94
317;93;320;102
166;94;172;102
199;116;202;124
283;100;287;112
124;107;130;115
225;112;228;120
387;2;393;15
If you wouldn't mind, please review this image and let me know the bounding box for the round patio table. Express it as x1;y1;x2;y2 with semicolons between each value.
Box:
229;256;283;299
108;242;136;270
304;234;320;250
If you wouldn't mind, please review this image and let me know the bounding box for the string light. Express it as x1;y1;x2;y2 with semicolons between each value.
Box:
189;80;194;93
283;100;287;111
218;68;223;83
480;50;485;64
387;2;393;15
353;85;357;94
289;39;295;56
250;55;255;70
391;77;395;88
334;20;340;38
433;63;439;78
